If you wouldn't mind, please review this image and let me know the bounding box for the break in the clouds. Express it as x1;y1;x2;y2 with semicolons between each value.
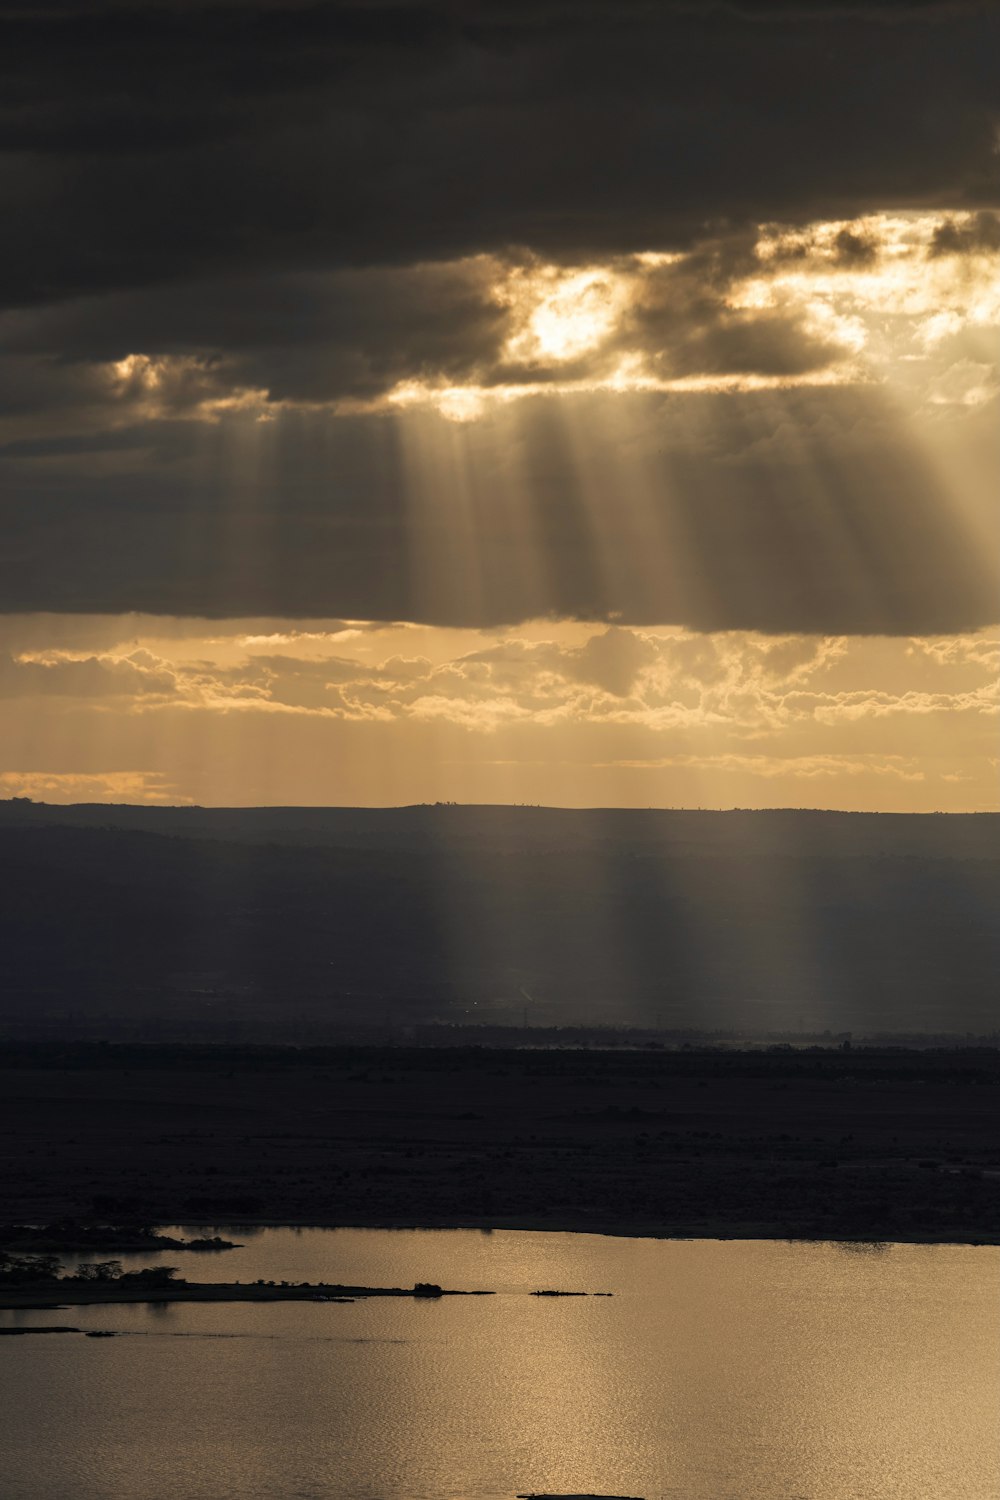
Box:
8;213;997;414
0;616;995;811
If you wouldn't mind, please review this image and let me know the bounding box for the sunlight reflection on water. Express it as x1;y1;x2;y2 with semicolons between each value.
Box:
1;1230;997;1500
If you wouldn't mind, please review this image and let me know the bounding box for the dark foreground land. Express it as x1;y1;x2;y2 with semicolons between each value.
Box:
2;1044;998;1243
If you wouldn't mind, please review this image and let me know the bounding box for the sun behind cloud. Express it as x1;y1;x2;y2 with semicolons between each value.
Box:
500;265;629;364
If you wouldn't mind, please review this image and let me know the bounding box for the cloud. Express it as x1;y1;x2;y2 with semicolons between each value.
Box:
1;617;994;808
0;769;188;804
930;210;1000;256
0;261;509;413
0;242;857;424
1;214;994;420
0;648;178;698
1;2;998;313
8;621;994;741
1;8;998;635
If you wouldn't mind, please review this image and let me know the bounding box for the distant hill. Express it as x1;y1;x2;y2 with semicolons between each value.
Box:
2;798;997;858
1;801;997;1041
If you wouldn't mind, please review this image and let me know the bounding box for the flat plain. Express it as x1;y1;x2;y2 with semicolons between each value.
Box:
2;1044;997;1243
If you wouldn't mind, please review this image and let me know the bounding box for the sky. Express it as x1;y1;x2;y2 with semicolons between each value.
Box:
1;0;998;810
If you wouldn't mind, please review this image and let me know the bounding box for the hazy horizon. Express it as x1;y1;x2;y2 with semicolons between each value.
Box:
5;794;999;815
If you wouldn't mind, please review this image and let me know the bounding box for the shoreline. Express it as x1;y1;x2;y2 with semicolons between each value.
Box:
9;1209;1000;1253
142;1214;1000;1248
5;1218;998;1312
5;1221;997;1312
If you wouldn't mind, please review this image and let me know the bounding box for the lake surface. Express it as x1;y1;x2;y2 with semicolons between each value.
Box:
1;1229;997;1500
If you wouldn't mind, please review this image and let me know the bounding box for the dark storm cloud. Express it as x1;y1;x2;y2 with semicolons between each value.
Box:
0;243;846;413
929;209;1000;254
617;250;845;381
0;262;509;408
0;1;998;308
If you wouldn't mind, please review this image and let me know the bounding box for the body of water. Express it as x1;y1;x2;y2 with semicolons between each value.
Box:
1;1229;996;1499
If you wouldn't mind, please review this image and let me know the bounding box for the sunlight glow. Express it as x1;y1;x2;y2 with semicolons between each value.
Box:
93;213;1000;425
384;363;856;420
500;266;629;364
380;212;1000;420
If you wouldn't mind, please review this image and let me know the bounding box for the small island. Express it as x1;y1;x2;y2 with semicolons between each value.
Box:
0;1271;494;1310
0;1251;496;1310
